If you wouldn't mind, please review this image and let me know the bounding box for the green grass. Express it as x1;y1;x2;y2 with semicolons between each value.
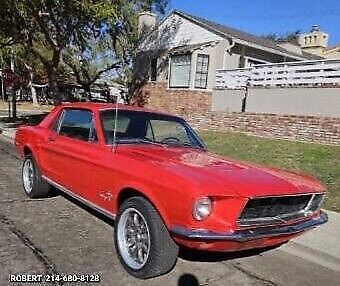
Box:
200;131;340;212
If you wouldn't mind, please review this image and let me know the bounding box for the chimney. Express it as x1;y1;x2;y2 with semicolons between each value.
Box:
138;12;156;35
298;25;329;56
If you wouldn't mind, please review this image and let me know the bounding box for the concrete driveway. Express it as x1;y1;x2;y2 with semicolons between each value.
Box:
0;136;339;286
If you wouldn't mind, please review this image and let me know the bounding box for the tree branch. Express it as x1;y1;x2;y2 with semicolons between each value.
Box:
26;0;58;50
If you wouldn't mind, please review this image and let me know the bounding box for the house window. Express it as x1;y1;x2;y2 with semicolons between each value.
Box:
169;54;191;88
150;58;157;81
195;54;209;89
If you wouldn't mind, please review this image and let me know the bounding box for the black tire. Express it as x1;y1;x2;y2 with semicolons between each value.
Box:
114;196;179;279
22;155;50;198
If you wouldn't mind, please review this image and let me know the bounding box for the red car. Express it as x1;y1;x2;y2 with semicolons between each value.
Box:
15;103;327;279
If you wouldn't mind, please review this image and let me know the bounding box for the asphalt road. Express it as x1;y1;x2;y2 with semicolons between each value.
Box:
0;137;339;286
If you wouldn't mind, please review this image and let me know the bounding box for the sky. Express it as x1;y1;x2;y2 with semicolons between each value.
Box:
169;0;340;46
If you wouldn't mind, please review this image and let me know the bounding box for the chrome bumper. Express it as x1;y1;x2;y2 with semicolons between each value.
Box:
170;211;328;242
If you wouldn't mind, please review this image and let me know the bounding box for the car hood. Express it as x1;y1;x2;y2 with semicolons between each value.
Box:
119;145;325;198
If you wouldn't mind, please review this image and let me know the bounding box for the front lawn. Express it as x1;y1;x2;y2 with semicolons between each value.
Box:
200;131;340;212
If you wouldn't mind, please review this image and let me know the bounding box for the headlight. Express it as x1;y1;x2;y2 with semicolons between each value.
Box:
192;197;212;221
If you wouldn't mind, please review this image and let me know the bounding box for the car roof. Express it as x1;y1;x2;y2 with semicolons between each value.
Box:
60;102;180;118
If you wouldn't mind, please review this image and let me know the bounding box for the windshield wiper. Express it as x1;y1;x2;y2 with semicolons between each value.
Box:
116;138;161;146
160;141;204;149
115;138;203;149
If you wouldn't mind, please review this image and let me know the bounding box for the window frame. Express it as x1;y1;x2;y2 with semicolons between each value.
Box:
50;109;64;134
194;54;210;89
52;108;98;144
169;53;192;88
146;120;156;141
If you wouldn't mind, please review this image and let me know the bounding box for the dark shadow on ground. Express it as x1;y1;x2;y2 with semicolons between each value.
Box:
179;244;284;262
178;273;199;286
0;113;48;127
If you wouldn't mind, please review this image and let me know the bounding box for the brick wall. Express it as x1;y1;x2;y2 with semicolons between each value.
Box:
145;82;212;115
191;113;340;145
145;82;340;145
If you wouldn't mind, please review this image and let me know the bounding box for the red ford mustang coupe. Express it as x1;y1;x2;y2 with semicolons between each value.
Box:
15;103;327;278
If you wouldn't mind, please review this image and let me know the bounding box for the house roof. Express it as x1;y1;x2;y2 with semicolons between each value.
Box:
326;43;340;51
173;10;322;61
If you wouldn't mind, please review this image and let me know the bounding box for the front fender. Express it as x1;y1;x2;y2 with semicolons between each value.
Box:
116;181;176;228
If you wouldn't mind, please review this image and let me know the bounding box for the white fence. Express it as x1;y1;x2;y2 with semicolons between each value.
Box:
216;59;340;89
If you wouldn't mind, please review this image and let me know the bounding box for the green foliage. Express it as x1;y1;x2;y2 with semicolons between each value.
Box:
0;0;169;102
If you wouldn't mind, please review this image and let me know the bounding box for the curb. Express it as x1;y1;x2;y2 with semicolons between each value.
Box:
0;128;15;144
282;209;340;270
291;210;340;256
0;127;16;140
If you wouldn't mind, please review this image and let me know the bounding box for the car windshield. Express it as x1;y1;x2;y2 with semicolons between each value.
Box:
100;109;206;149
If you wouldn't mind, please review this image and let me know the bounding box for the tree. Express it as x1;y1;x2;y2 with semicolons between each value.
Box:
63;0;169;104
283;30;302;43
0;41;49;118
0;1;116;104
114;1;171;106
263;32;280;42
0;0;169;105
263;30;301;43
62;25;125;95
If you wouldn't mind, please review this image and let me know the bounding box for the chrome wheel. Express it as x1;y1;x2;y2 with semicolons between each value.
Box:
117;208;151;270
23;159;34;194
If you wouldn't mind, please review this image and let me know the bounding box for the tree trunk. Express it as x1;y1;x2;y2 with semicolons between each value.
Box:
48;69;61;105
31;85;38;106
11;88;17;120
83;84;91;101
28;71;39;106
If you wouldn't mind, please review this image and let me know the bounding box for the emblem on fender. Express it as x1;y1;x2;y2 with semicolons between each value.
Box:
99;191;113;201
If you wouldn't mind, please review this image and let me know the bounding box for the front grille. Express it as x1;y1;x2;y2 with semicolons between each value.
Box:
238;194;323;226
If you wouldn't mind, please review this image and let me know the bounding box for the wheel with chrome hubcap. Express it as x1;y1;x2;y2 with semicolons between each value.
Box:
23;159;34;194
117;208;151;270
114;197;179;279
22;155;50;198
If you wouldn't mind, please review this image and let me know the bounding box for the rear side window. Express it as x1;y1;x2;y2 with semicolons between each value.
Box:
59;109;96;142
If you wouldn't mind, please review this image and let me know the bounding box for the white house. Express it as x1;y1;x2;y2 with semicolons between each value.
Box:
138;10;322;92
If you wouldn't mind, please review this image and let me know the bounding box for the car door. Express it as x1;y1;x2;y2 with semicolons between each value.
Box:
40;108;98;195
82;110;129;213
